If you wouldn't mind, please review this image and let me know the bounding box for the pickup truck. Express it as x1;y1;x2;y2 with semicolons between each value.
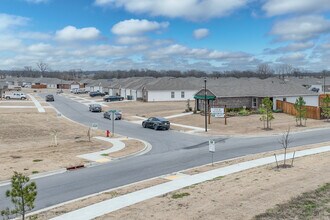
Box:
5;92;27;100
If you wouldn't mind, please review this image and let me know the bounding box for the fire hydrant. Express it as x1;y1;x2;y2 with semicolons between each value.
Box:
106;130;110;137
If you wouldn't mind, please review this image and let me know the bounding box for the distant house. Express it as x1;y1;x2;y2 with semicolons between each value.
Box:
142;77;202;102
194;77;319;111
84;79;104;92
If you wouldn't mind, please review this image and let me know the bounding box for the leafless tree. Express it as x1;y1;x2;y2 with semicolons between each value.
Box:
275;64;294;76
36;61;49;77
278;127;292;167
257;63;274;78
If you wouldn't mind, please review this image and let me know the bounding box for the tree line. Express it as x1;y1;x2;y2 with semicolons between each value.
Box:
1;62;330;80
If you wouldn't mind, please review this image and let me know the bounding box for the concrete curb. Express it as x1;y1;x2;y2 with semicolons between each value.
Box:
51;146;330;220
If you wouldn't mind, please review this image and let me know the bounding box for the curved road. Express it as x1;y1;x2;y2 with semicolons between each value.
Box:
1;94;330;211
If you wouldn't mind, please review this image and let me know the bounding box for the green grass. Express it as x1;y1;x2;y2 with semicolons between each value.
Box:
101;153;108;156
254;183;330;220
33;159;43;162
171;192;190;199
32;171;39;174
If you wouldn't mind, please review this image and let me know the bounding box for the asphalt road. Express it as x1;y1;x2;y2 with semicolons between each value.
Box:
1;94;330;212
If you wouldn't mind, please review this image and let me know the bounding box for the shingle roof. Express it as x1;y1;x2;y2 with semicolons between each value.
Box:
143;77;203;90
203;77;317;97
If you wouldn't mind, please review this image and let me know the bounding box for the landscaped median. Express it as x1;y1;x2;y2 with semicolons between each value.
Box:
27;142;330;220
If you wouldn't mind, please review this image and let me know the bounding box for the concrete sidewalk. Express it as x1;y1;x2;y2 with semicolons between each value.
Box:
77;137;126;163
51;145;330;220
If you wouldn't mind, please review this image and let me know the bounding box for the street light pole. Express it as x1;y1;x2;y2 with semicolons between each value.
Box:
204;78;207;132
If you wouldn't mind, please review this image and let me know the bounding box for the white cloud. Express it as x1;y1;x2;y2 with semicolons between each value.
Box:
55;26;101;41
0;36;22;51
95;0;248;20
263;0;330;17
0;13;29;30
27;43;52;52
265;41;315;54
271;16;330;42
112;19;169;35
193;28;209;40
276;52;306;62
116;36;148;44
19;31;52;40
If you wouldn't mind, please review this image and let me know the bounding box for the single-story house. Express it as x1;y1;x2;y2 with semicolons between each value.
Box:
142;77;203;102
194;77;319;111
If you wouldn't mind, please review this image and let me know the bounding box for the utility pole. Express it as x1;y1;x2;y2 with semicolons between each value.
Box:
204;78;207;132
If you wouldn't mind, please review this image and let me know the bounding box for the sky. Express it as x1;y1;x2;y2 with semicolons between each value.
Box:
0;0;330;72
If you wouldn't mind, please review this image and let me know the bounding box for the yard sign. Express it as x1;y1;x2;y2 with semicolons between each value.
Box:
211;107;225;118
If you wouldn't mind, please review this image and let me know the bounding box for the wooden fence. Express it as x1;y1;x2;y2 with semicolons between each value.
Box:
31;85;47;89
276;100;321;120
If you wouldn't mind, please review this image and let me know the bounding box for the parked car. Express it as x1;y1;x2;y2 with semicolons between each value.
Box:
89;91;106;97
74;89;88;94
142;117;170;130
45;94;54;102
89;104;102;112
103;110;122;120
310;87;320;93
103;95;124;102
5;92;27;100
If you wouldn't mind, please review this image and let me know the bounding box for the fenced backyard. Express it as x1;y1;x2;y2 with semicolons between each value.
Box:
276;100;321;120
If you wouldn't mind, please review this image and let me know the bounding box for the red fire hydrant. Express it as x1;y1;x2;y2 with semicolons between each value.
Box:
106;130;110;137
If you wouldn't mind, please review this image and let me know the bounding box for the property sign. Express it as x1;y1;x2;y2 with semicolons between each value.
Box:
211;108;225;118
91;123;98;130
209;140;215;153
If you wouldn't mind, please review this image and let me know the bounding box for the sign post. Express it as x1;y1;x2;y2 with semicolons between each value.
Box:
109;110;117;137
209;140;215;166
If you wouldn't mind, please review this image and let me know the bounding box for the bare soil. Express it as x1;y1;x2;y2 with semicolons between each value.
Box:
102;101;192;120
33;178;170;220
0;111;108;181
171;113;330;136
100;151;330;220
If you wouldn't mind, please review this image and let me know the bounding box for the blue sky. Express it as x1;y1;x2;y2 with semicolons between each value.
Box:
0;0;330;72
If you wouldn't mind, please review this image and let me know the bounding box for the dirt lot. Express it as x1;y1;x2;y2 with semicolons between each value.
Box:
100;151;330;220
171;113;330;135
102;101;191;120
0;111;109;181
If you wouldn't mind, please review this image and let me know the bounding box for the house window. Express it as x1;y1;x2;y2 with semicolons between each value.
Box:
283;98;287;102
171;91;175;98
252;98;257;108
181;91;185;98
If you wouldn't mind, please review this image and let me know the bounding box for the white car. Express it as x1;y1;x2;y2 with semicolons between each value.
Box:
5;92;27;100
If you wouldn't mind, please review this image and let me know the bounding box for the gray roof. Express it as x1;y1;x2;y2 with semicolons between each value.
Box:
143;77;204;91
199;77;317;97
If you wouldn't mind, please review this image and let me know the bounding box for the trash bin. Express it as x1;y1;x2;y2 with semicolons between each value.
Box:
127;95;133;100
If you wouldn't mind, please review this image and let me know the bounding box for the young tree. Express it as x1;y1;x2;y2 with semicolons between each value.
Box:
321;95;330;121
294;96;307;126
279;128;292;167
259;97;274;130
3;172;37;220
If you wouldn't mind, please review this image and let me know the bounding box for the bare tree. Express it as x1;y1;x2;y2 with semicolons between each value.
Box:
278;127;292;167
275;64;294;76
257;63;274;78
36;61;49;77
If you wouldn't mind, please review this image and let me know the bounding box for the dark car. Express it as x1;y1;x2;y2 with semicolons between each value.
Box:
103;96;124;102
142;117;170;130
89;91;106;97
89;104;102;112
103;110;122;120
45;94;54;102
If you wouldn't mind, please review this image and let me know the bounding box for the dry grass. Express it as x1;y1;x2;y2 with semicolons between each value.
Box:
102;101;192;120
33;178;170;220
0;111;108;181
254;183;330;220
171;113;330;135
